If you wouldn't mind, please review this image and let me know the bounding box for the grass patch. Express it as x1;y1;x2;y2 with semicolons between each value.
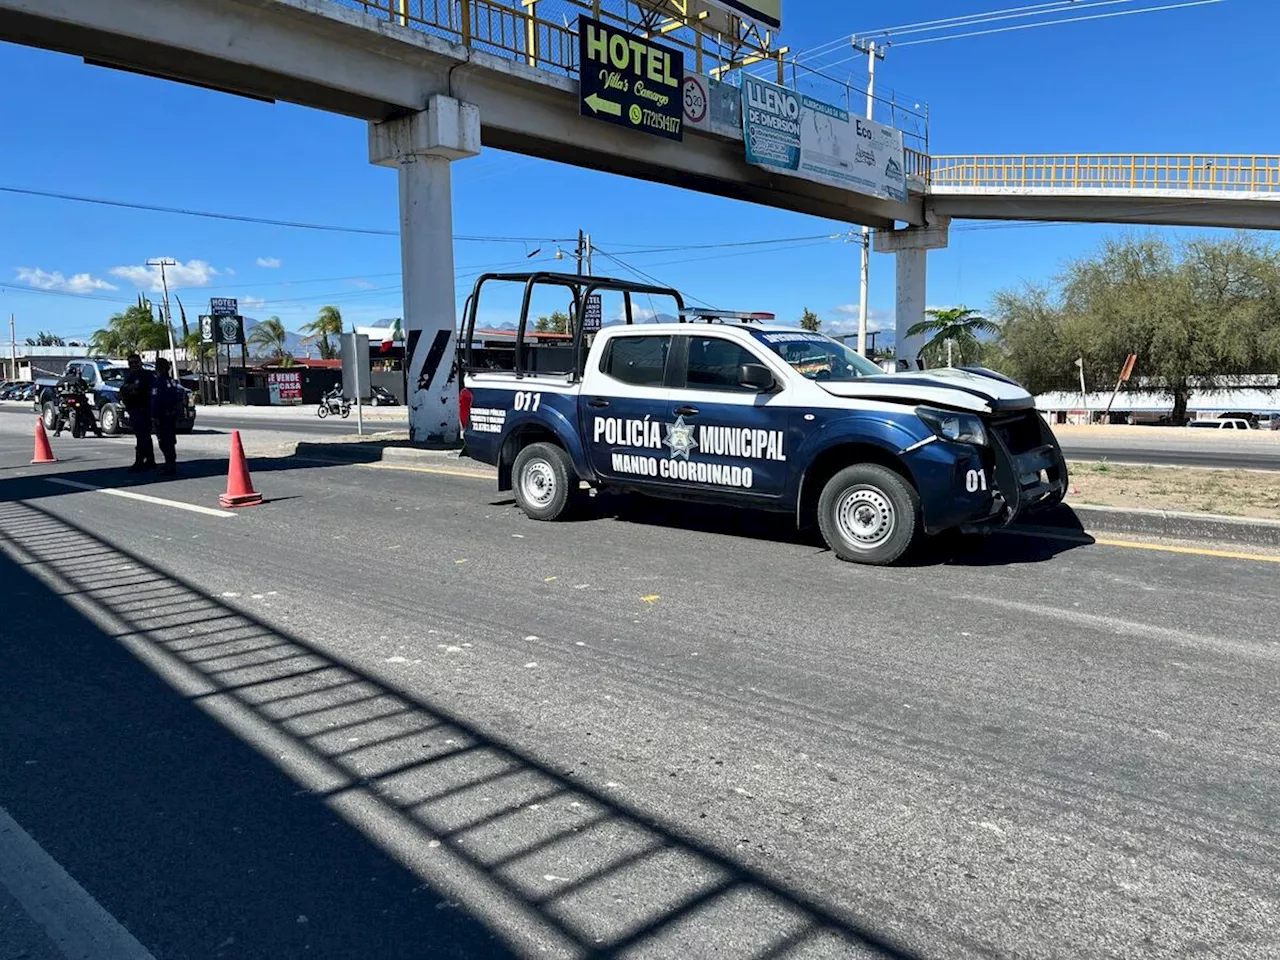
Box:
1067;461;1280;520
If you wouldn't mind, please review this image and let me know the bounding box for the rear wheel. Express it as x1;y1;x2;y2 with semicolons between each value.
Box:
512;442;579;521
817;463;921;566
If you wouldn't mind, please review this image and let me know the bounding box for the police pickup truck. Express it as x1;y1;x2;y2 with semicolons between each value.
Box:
458;273;1067;565
35;359;197;436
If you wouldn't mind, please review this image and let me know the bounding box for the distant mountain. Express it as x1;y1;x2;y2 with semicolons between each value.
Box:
242;316;308;357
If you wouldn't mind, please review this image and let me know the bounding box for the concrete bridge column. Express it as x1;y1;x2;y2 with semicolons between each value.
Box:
874;216;950;371
369;96;480;443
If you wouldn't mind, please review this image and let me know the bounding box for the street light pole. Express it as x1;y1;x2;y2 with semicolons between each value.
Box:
147;258;178;369
852;37;885;358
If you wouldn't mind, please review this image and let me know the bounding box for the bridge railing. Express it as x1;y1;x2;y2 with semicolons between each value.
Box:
927;154;1280;194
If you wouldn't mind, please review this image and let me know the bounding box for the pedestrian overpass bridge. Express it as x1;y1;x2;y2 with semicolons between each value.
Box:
2;0;1278;436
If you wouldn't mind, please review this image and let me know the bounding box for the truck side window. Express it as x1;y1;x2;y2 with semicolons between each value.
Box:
602;335;670;387
685;336;760;392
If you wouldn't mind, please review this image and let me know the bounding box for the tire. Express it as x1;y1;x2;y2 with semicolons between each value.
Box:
340;405;351;419
816;463;921;566
512;442;579;521
317;403;329;419
70;410;85;439
42;401;57;431
100;403;121;437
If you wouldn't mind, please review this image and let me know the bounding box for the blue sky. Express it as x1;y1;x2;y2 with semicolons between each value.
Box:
0;0;1264;346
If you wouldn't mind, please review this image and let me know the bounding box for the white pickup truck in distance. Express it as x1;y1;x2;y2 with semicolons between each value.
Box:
458;272;1068;565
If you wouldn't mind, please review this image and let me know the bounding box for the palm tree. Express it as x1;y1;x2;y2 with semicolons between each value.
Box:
906;306;1000;369
24;331;65;347
89;302;169;357
301;305;343;360
248;316;291;363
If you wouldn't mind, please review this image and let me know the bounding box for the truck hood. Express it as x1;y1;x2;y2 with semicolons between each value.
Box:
817;368;1034;414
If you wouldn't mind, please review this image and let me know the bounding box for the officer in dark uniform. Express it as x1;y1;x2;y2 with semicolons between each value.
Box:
150;358;183;476
119;353;155;472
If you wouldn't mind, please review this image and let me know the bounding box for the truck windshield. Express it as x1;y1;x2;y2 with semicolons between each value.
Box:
753;332;884;381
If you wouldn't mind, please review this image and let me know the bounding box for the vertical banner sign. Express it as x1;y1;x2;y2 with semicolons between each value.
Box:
741;76;907;203
579;15;683;141
199;315;214;344
582;295;603;332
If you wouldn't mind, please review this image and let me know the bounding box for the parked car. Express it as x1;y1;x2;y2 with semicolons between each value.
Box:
1217;411;1261;427
369;385;399;406
1189;418;1253;430
1;380;32;400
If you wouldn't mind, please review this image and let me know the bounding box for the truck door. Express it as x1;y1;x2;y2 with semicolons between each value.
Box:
663;333;792;499
579;331;673;484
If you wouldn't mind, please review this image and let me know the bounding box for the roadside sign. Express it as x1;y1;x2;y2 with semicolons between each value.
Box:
582;295;603;331
578;15;683;142
213;315;245;345
199;315;214;344
209;297;238;317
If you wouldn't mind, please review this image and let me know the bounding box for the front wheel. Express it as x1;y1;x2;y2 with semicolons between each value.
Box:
817;463;921;565
512;442;579;521
100;403;121;436
42;401;57;432
317;403;329;419
340;404;351;419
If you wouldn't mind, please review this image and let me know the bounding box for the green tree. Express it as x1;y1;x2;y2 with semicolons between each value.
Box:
248;316;292;363
907;306;1000;369
799;308;821;332
989;233;1280;420
89;301;170;357
24;331;65;347
302;304;343;360
534;311;570;334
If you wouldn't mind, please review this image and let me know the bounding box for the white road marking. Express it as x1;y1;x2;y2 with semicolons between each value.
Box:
45;479;235;518
0;805;158;960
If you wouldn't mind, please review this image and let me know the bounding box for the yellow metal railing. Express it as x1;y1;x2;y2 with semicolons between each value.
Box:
927;154;1280;194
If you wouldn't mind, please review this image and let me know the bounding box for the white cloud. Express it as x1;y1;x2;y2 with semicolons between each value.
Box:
15;267;117;293
349;278;376;290
109;259;217;292
256;257;281;269
240;296;267;311
826;303;893;335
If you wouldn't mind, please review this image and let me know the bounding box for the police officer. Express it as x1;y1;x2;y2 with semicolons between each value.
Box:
119;353;155;472
150;358;183;476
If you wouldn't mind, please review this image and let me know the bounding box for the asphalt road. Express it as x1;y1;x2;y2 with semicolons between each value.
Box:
1;434;1277;959
0;400;403;437
1058;439;1280;470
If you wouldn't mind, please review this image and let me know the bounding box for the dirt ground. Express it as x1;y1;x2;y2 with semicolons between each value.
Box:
1066;460;1280;519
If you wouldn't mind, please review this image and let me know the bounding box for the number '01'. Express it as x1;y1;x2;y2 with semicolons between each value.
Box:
513;391;542;412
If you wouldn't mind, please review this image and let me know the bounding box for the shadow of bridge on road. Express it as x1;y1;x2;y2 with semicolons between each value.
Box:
0;497;923;959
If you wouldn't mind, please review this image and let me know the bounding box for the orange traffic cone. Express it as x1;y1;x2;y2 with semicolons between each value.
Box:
31;417;57;464
219;430;263;508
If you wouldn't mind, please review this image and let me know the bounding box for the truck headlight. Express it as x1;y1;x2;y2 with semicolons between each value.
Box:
917;406;988;446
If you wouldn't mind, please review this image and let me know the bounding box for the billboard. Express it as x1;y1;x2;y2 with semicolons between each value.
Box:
741;76;907;204
267;369;303;405
682;71;741;137
703;0;780;30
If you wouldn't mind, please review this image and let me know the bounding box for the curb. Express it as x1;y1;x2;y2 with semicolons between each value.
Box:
1032;502;1280;548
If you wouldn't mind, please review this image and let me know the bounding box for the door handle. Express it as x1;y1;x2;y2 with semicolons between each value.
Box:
674;405;699;416
587;397;611;408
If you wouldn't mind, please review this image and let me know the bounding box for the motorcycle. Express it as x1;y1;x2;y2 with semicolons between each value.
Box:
53;391;101;438
317;387;351;419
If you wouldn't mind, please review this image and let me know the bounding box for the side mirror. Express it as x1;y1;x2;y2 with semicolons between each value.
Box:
738;363;775;392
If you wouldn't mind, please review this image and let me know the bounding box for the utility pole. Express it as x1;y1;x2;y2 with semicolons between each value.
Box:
8;313;16;382
575;230;593;276
1075;355;1089;424
147;258;178;369
851;37;885;358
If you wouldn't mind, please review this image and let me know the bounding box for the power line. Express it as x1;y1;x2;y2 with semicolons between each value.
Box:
0;183;568;244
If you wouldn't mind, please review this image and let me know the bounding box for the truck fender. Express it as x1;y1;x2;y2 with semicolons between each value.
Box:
790;418;929;528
